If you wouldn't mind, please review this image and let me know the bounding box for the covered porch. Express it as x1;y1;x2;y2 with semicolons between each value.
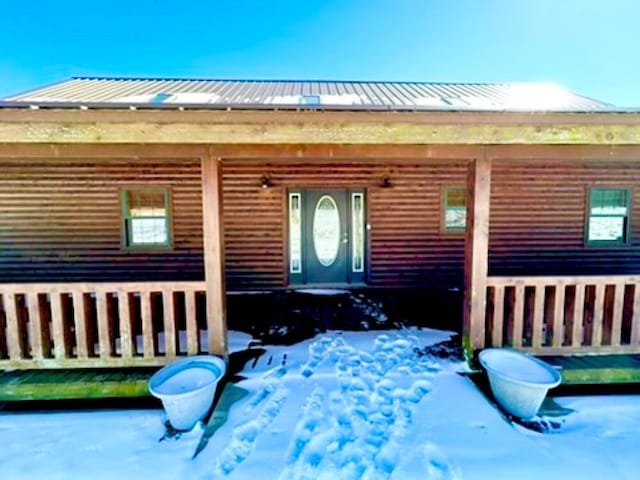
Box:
463;146;640;384
1;108;640;390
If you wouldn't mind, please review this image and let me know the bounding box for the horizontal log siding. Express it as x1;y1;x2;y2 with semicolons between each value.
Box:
489;160;640;276
0;159;203;282
7;157;639;290
222;160;468;288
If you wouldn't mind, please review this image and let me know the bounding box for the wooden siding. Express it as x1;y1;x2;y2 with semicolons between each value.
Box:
5;156;640;291
222;160;469;289
0;159;204;282
490;160;640;276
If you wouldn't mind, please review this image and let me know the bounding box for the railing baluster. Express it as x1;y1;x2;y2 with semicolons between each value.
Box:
611;283;626;346
26;293;44;360
162;291;177;358
610;283;625;346
572;284;585;347
491;285;504;347
118;290;133;358
4;293;22;360
631;284;640;346
95;290;111;359
140;291;154;358
513;284;525;348
72;291;89;359
185;289;198;355
592;284;605;347
49;291;66;359
552;284;565;348
531;285;545;348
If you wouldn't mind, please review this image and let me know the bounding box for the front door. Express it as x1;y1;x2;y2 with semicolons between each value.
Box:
288;189;366;285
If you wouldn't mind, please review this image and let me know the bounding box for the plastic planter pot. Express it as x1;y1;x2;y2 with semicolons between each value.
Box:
149;355;226;431
479;348;561;420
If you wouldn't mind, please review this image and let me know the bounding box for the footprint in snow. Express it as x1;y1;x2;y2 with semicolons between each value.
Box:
214;386;289;476
244;365;287;413
423;443;462;480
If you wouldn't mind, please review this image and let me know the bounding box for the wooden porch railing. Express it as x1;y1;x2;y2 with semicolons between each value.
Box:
486;275;640;355
0;281;208;369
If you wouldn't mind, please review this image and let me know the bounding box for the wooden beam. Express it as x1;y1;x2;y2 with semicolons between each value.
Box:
201;151;228;359
463;153;492;353
3;143;640;162
0;143;206;159
488;144;640;161
0;142;481;160
1;108;640;145
1;108;640;126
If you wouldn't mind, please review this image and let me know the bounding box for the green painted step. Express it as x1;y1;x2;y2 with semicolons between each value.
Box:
0;368;157;400
538;354;640;385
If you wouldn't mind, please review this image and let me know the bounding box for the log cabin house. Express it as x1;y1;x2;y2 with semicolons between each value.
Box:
1;78;640;390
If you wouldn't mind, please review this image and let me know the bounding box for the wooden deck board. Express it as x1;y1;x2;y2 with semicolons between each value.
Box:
0;368;156;400
538;354;640;384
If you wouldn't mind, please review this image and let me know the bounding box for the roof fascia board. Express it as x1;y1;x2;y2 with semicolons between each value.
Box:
0;109;639;145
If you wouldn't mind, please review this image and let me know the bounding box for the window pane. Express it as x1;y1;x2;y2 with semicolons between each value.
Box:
313;195;341;267
127;191;166;217
591;189;627;215
289;193;302;273
352;193;364;272
445;207;467;230
446;189;466;208
131;218;168;244
589;217;625;242
445;188;466;230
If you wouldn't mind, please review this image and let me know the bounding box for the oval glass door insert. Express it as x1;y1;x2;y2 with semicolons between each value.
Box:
313;195;341;267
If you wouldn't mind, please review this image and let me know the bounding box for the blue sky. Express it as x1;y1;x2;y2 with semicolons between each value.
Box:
1;0;638;106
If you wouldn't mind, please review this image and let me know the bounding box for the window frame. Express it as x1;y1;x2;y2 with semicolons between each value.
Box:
585;186;631;247
442;186;467;233
121;186;173;250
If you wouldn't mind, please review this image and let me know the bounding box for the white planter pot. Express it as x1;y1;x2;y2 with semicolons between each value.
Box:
479;348;561;420
149;355;226;431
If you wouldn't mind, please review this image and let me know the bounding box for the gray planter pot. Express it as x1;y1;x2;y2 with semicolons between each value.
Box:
149;355;226;431
479;348;561;420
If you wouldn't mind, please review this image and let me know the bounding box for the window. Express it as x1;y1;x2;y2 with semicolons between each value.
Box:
351;193;365;272
587;188;630;245
289;192;302;273
444;187;466;231
122;188;171;248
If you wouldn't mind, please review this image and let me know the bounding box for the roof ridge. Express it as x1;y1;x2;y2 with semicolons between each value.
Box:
69;76;529;87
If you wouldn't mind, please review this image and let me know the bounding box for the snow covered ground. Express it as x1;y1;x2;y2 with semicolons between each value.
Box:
1;328;640;479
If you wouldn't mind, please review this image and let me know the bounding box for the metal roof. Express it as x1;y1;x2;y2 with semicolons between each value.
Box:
1;77;613;111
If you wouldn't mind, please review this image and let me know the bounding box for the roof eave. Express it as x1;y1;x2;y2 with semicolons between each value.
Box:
0;100;632;114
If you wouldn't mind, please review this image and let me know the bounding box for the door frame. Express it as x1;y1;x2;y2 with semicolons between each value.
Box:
287;187;367;286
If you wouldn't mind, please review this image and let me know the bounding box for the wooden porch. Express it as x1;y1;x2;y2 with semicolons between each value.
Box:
462;158;640;384
1;109;640;394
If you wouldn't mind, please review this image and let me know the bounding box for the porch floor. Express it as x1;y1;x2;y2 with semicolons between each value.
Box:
0;368;155;401
538;354;640;385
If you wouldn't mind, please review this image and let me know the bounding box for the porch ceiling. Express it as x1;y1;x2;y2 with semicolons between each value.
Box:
0;109;640;145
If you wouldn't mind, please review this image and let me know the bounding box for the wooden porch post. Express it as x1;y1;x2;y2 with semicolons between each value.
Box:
463;152;491;354
201;151;228;359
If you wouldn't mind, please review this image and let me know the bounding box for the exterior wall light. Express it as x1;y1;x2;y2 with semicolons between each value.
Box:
260;175;273;189
379;175;393;188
